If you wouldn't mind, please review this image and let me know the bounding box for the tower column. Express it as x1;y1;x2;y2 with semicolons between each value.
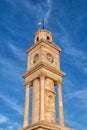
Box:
40;73;45;121
23;84;30;127
57;81;64;126
32;78;40;123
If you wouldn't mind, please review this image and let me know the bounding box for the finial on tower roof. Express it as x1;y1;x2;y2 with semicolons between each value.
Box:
38;18;48;29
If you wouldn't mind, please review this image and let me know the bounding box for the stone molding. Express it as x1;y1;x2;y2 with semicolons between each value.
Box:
22;62;65;79
26;39;61;54
45;89;56;95
55;81;64;86
20;121;72;130
24;81;32;87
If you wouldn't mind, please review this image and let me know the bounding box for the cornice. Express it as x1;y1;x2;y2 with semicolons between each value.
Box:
22;62;66;79
26;39;61;54
19;121;72;130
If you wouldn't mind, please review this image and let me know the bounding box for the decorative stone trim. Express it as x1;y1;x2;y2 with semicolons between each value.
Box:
55;81;63;86
24;81;32;86
22;62;65;79
26;39;61;54
45;89;56;95
19;121;73;130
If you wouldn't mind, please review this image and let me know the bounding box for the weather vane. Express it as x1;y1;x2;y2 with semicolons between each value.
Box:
38;19;48;29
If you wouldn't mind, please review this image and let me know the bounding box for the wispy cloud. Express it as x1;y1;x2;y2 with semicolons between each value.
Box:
0;56;22;83
0;114;21;130
63;79;75;92
64;46;87;74
5;0;53;22
6;123;21;130
45;0;53;21
0;43;26;83
54;18;87;74
5;0;44;20
65;119;81;130
6;122;21;130
8;44;26;62
23;0;53;21
64;89;87;111
51;4;87;74
0;115;8;124
0;94;23;115
65;89;87;101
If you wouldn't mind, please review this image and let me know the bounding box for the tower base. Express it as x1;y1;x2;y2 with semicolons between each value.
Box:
20;121;72;130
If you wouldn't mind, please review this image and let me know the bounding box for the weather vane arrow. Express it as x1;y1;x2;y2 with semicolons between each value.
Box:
38;19;48;29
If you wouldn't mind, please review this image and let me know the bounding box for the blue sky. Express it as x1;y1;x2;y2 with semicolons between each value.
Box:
0;0;87;130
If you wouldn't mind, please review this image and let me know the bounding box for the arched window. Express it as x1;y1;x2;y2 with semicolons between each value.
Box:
33;54;39;64
36;36;39;42
47;36;50;40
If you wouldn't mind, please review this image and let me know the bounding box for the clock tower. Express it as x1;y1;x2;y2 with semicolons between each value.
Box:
20;29;72;130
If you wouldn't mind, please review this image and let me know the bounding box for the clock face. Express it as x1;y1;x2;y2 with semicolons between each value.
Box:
33;54;39;64
47;53;53;63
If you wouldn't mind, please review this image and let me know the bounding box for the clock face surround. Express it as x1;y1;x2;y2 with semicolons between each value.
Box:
33;53;39;64
47;53;53;63
33;53;53;64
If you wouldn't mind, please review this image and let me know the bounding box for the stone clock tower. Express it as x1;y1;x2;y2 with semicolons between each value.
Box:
20;29;72;130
